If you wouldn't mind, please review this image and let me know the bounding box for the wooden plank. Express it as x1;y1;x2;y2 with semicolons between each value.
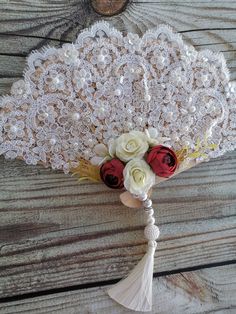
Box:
0;152;236;297
0;78;20;95
0;0;236;97
0;0;236;308
1;264;235;313
0;55;26;78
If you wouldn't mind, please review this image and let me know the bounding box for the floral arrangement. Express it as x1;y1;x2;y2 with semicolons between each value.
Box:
72;128;217;204
72;128;178;197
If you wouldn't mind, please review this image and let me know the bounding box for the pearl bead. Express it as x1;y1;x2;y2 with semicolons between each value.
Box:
144;199;152;208
53;76;60;84
98;107;105;113
201;74;208;82
147;217;155;225
10;125;18;133
98;54;105;62
189;106;196;113
144;208;154;216
183;125;189;132
229;85;235;93
127;122;133;129
49;138;57;145
158;56;165;64
119;76;124;84
114;88;121;96
144;94;151;102
175;75;182;83
84;150;90;158
144;225;160;241
172;134;179;142
138;192;148;201
72;112;80;121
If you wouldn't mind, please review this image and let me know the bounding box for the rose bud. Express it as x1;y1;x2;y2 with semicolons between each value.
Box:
146;145;178;178
100;159;125;189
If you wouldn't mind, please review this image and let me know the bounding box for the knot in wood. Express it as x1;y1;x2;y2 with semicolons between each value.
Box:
91;0;129;16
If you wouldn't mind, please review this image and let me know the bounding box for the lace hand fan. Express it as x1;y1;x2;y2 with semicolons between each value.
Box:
1;22;236;311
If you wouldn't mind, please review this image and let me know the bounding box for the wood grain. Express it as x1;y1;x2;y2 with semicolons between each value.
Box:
0;0;236;96
0;152;235;298
1;264;235;313
0;1;236;312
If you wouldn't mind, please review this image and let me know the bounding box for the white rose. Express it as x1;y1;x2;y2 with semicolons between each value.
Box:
124;159;155;195
109;131;149;162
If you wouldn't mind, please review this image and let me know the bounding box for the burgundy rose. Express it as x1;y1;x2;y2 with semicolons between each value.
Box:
100;159;125;189
146;145;178;178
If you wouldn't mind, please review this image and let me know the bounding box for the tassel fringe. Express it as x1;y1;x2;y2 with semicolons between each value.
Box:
108;241;156;312
107;195;159;312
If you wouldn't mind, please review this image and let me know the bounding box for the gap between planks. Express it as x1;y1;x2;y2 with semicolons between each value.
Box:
0;258;235;304
0;263;235;314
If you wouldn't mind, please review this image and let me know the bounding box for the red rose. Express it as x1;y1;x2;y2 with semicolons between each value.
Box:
100;159;125;189
146;145;178;178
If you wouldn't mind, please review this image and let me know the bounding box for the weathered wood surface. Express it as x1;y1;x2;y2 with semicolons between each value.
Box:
0;151;236;298
1;0;236;96
0;0;236;313
1;264;236;313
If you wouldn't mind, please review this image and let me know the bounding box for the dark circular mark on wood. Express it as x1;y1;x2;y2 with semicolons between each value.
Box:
90;0;129;16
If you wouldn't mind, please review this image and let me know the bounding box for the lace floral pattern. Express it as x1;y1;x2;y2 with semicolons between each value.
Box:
0;22;235;173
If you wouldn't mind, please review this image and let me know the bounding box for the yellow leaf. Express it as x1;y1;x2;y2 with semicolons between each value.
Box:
71;159;101;182
188;152;201;159
176;146;189;162
208;143;218;150
195;138;201;151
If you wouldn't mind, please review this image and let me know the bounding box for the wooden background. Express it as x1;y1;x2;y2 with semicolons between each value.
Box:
0;1;236;313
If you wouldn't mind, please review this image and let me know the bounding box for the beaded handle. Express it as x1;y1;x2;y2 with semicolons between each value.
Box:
136;193;160;252
108;192;160;311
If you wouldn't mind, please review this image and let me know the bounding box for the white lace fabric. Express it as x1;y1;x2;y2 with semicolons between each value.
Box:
0;22;235;173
